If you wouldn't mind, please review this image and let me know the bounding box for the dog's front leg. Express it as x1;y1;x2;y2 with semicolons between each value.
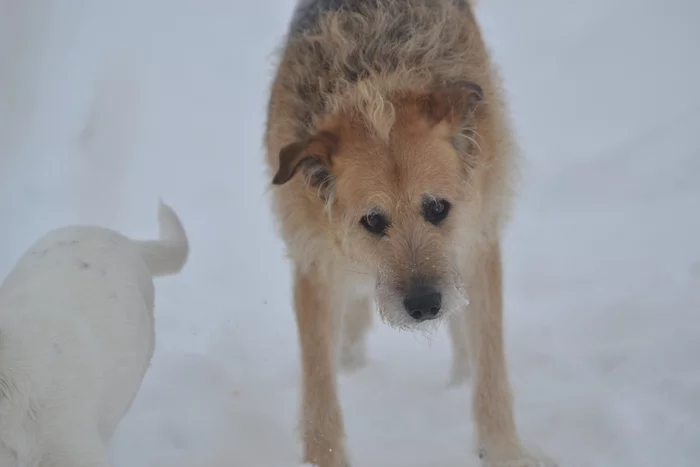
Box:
293;264;349;467
466;242;555;466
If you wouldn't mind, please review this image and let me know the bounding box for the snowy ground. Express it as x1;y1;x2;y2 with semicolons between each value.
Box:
1;0;699;466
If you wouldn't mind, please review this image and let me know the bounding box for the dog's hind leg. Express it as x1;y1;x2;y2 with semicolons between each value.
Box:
41;430;112;467
41;450;111;467
447;308;471;387
339;294;372;372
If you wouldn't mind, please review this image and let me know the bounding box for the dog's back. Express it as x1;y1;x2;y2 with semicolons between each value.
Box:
0;201;188;467
290;0;472;29
266;0;497;165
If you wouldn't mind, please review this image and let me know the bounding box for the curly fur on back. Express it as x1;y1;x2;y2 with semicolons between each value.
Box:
271;0;498;143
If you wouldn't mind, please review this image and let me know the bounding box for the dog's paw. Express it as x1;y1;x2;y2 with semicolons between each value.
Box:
302;449;349;467
481;458;557;467
478;447;557;467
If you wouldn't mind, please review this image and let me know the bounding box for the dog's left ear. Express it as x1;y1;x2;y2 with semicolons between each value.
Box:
421;81;484;128
272;131;338;185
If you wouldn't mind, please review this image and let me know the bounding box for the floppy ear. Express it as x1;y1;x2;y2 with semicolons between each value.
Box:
272;131;338;185
421;81;484;128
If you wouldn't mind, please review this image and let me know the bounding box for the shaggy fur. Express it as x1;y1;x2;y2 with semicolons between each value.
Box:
265;0;555;466
0;201;189;467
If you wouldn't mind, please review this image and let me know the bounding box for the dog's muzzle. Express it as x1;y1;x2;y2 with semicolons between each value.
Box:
403;284;442;322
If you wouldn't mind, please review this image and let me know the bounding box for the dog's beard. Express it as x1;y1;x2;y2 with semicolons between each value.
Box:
374;270;469;332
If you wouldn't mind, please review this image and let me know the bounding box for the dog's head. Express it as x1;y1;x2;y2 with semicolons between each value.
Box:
272;82;485;329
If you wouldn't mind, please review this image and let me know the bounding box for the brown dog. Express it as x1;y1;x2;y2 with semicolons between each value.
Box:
264;0;555;466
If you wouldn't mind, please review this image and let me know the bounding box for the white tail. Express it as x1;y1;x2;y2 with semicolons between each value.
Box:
136;200;190;277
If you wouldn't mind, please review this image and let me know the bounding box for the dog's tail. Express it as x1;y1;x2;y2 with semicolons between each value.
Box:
135;200;190;277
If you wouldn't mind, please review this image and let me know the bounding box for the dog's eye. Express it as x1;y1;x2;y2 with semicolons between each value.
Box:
360;212;388;236
423;198;451;225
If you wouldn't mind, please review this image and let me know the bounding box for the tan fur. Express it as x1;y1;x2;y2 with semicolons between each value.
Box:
264;1;554;466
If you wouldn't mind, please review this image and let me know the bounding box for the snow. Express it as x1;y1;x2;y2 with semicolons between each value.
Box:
1;0;699;466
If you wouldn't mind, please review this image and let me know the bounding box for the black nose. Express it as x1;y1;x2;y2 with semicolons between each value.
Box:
403;285;442;321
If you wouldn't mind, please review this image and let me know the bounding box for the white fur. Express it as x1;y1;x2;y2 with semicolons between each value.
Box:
0;201;189;467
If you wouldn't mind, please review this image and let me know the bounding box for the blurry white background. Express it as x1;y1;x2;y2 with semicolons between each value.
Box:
1;0;699;466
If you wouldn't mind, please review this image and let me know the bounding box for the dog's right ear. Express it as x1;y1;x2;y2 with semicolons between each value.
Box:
272;131;338;185
421;81;484;129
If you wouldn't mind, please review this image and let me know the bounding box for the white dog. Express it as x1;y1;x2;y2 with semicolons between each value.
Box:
0;201;189;467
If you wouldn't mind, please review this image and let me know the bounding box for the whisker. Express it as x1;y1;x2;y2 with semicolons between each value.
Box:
340;267;370;276
461;130;482;155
